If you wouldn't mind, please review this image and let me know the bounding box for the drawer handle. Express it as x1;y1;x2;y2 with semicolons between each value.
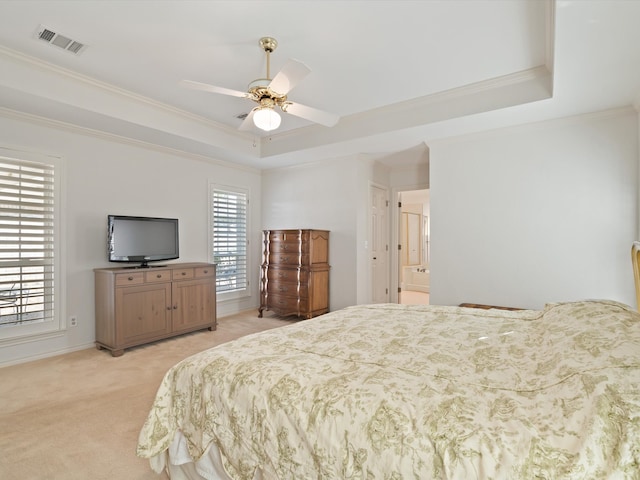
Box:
156;274;162;278
166;306;172;311
203;269;208;274
173;305;178;310
128;276;134;281
181;272;186;276
281;256;289;262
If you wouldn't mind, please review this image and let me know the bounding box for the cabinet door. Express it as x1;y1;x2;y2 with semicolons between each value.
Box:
172;278;216;332
115;283;172;346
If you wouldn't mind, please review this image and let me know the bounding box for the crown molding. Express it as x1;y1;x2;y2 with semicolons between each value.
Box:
426;105;637;148
261;64;553;158
0;45;248;139
0;106;260;174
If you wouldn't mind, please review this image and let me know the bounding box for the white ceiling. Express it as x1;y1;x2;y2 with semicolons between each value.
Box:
0;0;639;170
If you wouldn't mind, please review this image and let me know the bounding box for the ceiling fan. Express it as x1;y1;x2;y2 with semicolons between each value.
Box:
180;37;339;132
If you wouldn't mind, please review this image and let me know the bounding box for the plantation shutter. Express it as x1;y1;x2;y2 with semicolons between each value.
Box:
0;157;55;327
212;189;247;294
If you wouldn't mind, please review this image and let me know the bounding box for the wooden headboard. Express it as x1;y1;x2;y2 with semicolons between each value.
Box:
632;242;640;311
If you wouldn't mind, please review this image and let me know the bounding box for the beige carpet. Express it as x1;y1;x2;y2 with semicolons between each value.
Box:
0;310;295;480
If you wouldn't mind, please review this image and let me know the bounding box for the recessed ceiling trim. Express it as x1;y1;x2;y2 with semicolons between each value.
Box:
0;105;261;174
259;65;553;157
0;45;251;140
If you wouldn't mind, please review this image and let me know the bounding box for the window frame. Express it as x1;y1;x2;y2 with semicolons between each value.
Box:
209;183;250;301
0;146;65;344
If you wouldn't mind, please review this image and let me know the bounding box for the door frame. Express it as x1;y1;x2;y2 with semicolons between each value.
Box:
390;183;429;303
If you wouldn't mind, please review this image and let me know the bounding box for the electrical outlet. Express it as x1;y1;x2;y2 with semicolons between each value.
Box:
69;316;77;327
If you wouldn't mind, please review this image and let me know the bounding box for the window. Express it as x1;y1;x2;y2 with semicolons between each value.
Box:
210;185;248;296
0;147;63;341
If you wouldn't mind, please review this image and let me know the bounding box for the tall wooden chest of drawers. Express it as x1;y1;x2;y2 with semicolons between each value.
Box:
259;229;330;319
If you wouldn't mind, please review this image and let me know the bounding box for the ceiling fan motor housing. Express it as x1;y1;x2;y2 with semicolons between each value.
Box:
248;79;287;108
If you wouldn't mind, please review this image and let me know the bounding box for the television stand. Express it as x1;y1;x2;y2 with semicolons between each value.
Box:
94;262;217;356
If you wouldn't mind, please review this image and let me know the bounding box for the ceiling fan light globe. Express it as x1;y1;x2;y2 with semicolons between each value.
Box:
253;107;281;131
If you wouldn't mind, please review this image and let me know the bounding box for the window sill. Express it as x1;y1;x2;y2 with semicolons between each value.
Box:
217;290;251;303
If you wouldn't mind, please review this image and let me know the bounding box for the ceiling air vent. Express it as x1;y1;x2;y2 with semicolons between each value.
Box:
35;25;86;55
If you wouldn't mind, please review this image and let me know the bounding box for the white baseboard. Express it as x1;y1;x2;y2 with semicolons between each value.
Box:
0;342;95;368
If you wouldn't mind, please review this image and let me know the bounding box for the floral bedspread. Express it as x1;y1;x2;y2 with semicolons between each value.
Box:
137;301;640;479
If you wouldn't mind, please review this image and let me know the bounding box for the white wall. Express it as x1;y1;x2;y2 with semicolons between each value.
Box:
0;113;262;366
261;156;361;310
429;107;638;309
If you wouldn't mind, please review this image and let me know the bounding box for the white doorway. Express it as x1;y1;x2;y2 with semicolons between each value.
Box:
397;189;430;305
370;184;389;303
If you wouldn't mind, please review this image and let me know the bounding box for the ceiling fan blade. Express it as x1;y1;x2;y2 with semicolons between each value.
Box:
282;102;339;127
179;79;249;98
238;108;256;131
268;59;311;95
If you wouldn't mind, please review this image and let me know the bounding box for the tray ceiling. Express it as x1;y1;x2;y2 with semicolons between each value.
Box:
0;1;638;169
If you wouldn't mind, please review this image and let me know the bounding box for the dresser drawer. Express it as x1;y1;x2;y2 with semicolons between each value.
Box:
145;270;171;283
268;240;308;254
266;253;310;266
267;231;302;243
267;279;308;298
115;272;144;286
266;293;308;314
264;266;308;284
195;266;215;278
172;268;194;280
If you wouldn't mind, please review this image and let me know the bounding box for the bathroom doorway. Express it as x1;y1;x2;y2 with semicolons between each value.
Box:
398;189;430;305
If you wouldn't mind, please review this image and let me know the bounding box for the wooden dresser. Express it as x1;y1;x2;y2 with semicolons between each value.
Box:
259;229;330;319
94;262;216;356
459;303;523;311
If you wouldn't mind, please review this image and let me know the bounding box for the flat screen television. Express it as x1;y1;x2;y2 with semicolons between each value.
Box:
107;215;179;268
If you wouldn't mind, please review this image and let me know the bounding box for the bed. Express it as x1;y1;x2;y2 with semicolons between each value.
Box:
137;301;640;479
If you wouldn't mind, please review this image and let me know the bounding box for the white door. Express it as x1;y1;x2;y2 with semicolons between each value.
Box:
371;185;389;303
